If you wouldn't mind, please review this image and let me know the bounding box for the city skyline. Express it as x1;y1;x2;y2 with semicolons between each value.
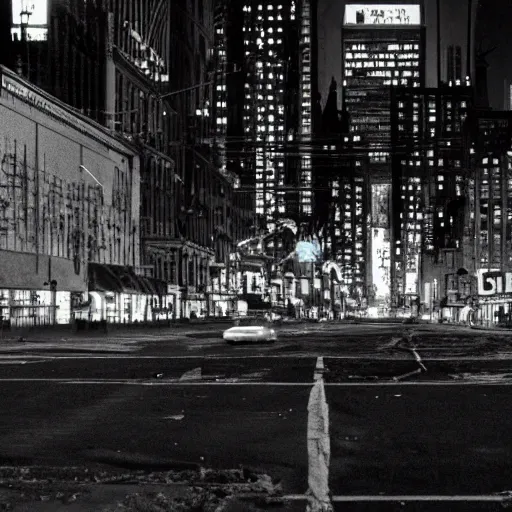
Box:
0;0;510;325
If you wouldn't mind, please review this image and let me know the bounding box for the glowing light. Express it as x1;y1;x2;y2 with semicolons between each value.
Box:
12;0;47;25
344;4;421;25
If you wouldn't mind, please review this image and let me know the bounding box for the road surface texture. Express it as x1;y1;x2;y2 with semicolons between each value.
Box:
1;323;512;510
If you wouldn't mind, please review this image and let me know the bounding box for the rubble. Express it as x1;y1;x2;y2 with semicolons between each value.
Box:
0;465;283;511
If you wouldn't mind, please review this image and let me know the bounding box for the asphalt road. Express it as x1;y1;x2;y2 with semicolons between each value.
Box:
1;324;512;510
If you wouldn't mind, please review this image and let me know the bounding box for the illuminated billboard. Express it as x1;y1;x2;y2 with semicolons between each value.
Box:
371;184;390;229
371;228;390;300
344;4;421;25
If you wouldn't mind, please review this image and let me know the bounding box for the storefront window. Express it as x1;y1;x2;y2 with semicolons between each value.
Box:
0;290;9;323
55;291;71;324
105;293;119;323
10;289;54;327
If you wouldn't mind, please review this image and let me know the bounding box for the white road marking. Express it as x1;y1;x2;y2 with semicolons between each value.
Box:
313;357;325;381
306;377;332;510
282;494;510;502
1;353;511;362
0;378;509;386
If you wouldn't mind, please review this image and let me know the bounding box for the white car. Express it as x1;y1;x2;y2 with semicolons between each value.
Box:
223;325;277;344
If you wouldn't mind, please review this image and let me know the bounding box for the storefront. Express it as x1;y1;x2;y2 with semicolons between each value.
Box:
0;289;72;328
475;269;512;327
0;251;87;328
87;263;170;323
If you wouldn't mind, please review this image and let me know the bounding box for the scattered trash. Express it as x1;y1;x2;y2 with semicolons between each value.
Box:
180;367;202;381
164;414;185;421
154;373;164;379
64;493;78;504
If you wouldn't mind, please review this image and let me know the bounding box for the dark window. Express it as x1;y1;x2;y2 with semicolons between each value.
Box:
198;0;204;23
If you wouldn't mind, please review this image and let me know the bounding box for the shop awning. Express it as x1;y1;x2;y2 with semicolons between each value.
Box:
88;263;123;293
243;294;272;310
88;263;168;296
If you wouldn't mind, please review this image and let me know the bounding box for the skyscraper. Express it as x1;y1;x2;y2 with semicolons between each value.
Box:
213;0;316;230
318;0;477;101
390;84;472;311
341;3;425;165
316;0;477;310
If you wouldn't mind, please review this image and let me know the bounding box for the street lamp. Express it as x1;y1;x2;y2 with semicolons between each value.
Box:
20;9;32;42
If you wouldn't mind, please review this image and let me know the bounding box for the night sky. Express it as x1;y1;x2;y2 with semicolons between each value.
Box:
476;0;512;109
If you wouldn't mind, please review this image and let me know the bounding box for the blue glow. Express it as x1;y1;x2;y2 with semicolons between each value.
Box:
295;240;322;263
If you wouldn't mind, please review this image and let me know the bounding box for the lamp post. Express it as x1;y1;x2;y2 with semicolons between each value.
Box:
20;9;32;41
18;8;32;78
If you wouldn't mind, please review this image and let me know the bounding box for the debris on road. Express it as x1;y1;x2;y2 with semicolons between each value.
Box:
381;331;428;380
164;414;185;421
393;368;422;382
449;372;512;383
179;367;202;381
0;465;284;511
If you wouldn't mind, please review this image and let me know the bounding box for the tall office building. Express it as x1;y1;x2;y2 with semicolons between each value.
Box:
315;0;477;309
341;4;425;164
213;0;316;230
390;85;472;310
318;0;477;102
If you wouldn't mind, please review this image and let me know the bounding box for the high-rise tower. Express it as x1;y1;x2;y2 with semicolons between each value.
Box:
341;3;425;165
213;0;316;231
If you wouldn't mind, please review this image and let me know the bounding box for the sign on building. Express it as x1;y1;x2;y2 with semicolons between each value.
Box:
477;269;512;296
344;4;421;25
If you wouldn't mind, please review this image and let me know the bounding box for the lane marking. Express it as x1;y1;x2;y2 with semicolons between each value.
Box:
1;354;511;361
0;378;509;386
306;377;332;510
282;494;510;502
313;357;325;381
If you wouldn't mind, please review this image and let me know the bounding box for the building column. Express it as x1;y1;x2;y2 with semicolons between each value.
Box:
105;12;116;131
193;253;198;287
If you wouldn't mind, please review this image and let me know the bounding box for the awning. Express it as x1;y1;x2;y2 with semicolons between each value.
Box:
243;294;272;310
88;263;168;296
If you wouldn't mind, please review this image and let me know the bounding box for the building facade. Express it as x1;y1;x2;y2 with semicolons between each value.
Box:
390;84;472;316
213;0;317;230
464;110;512;326
341;3;425;164
318;0;478;102
0;65;161;326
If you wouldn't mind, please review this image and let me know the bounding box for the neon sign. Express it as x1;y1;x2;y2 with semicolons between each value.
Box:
344;4;421;26
477;269;512;296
